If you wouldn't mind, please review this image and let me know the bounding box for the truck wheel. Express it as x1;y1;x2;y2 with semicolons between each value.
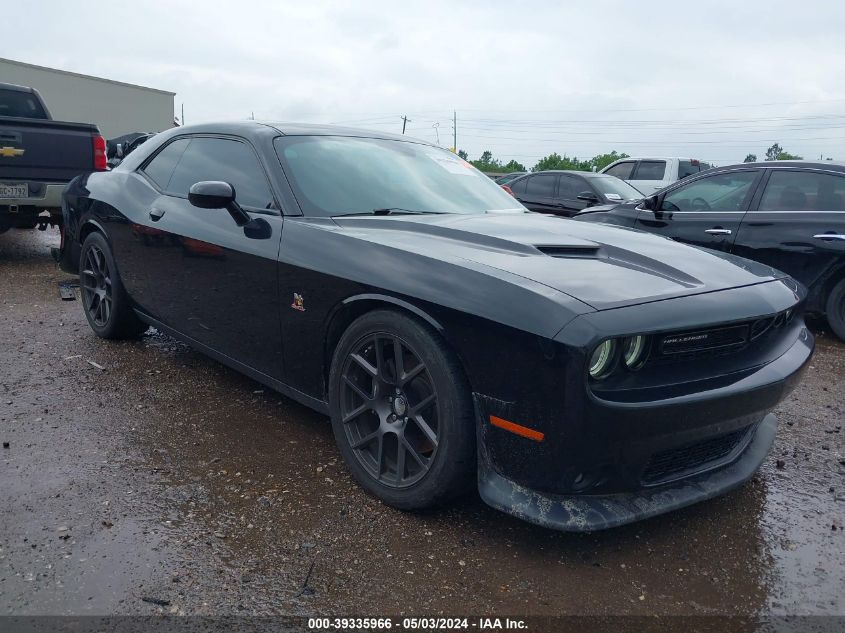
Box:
328;310;476;510
79;231;147;339
826;278;845;341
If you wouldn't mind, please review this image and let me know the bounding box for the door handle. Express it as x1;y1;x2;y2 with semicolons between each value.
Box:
149;208;165;221
813;233;845;241
705;228;732;235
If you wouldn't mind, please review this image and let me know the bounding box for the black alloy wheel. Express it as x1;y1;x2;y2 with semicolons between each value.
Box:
329;310;475;510
81;244;113;328
79;231;147;340
339;333;439;488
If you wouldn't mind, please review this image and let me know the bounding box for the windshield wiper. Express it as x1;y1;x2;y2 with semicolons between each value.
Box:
333;208;445;217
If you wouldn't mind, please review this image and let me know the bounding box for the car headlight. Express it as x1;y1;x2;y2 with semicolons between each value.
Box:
588;339;616;380
622;335;648;370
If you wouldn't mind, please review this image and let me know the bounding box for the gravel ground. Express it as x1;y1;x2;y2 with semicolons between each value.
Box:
1;229;843;623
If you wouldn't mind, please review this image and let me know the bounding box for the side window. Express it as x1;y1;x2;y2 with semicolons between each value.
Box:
759;171;845;212
167;137;275;210
557;175;578;199
661;171;758;212
526;174;557;197
605;161;635;180
510;177;528;194
632;160;667;181
141;138;190;190
678;160;709;180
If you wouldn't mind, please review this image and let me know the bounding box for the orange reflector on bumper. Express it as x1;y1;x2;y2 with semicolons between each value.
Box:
489;415;545;442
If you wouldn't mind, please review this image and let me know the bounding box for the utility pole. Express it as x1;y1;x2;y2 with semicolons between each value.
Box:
401;115;411;134
452;110;457;152
181;103;185;126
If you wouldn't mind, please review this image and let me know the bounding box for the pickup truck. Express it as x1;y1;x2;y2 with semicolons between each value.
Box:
601;157;713;195
0;82;106;234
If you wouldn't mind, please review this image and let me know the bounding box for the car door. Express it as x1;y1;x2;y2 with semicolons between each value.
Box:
629;160;669;195
733;168;845;296
515;173;559;213
555;174;590;215
634;169;762;253
135;135;285;380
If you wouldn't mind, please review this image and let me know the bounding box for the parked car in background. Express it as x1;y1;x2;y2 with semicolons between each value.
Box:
575;160;845;340
107;132;155;168
508;170;643;216
494;171;527;186
601;157;713;195
58;121;812;531
0;82;105;233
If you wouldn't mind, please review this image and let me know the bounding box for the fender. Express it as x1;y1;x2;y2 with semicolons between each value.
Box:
336;293;445;334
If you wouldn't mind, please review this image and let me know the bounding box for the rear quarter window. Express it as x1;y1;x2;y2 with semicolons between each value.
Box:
510;177;528;194
141;138;191;190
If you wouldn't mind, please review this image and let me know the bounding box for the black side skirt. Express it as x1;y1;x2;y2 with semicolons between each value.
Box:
134;311;330;416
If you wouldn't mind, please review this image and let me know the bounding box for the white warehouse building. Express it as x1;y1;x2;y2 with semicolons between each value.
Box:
0;57;175;139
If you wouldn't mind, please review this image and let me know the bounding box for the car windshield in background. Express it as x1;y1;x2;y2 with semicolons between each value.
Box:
0;88;48;119
589;174;644;200
274;136;525;217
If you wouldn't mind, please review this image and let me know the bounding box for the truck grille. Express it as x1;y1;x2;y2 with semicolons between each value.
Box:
641;425;754;485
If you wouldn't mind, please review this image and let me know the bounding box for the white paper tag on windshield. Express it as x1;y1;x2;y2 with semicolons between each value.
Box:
428;153;475;176
605;193;622;201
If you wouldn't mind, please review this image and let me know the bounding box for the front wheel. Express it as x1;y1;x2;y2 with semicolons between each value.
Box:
826;277;845;341
79;231;147;339
328;310;476;510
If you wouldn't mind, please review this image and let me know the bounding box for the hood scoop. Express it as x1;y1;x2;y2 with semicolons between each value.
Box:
536;244;600;258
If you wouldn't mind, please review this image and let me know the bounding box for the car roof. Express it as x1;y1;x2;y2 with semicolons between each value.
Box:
607;156;707;161
719;160;845;172
151;120;437;146
0;82;35;93
525;170;589;176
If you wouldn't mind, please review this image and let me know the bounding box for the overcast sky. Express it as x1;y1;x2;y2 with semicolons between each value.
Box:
6;0;845;166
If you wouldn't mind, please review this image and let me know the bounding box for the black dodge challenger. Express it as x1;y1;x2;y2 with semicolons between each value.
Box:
58;122;814;531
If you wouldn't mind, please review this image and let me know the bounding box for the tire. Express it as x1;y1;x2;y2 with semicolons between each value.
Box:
79;231;147;339
825;277;845;341
328;309;476;510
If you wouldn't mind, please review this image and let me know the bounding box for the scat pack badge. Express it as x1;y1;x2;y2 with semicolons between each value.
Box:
291;292;305;312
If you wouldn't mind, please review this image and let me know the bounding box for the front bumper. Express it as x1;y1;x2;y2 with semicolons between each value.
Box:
478;413;776;532
473;302;813;531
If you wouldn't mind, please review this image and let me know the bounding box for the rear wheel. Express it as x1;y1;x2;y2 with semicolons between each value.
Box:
328;310;475;510
825;278;845;341
79;231;147;339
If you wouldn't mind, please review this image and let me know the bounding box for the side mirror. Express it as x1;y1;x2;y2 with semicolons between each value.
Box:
188;181;250;226
641;194;667;219
641;194;659;211
576;191;600;204
189;181;235;208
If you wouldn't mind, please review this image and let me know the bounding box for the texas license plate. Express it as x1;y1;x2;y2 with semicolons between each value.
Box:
0;183;28;199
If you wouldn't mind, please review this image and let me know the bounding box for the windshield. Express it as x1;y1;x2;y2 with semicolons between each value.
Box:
274;136;526;217
589;174;644;200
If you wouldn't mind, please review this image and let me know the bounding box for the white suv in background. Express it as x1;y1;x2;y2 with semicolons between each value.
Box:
601;157;713;195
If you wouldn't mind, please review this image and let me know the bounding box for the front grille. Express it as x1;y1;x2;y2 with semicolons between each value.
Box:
659;324;749;355
641;425;754;485
650;308;795;364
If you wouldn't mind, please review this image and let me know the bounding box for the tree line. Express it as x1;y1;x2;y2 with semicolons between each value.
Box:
458;142;808;174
